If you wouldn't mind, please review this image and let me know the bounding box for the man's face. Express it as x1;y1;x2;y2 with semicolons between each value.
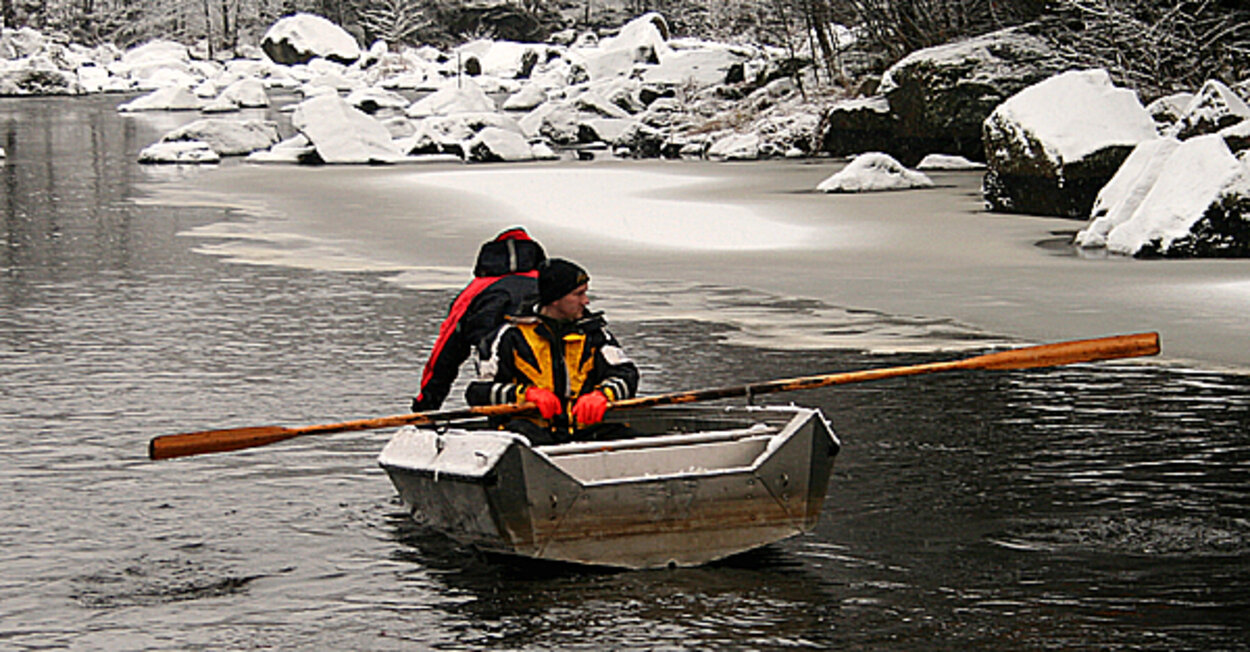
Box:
548;283;589;321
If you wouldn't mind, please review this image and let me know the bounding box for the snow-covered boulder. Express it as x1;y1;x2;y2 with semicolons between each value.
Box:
1146;92;1194;134
345;86;410;114
455;39;543;79
578;118;635;145
707;132;761;161
245;134;317;164
503;83;548;111
159;118;282;156
262;13;361;66
873;26;1070;164
466;127;535;162
983;69;1158;217
406;78;495;117
138;140;221;164
75;65;112;93
1075;137;1181;249
817;152;934;192
0;64;82;95
1077;135;1250;256
916;154;986;170
117;85;202;111
1173;80;1250;140
291;94;402;164
642;45;751;88
401;112;524;157
519;103;580;144
814;96;899;162
218;77;269;108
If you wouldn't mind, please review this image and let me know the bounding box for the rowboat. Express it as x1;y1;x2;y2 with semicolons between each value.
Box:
377;404;841;569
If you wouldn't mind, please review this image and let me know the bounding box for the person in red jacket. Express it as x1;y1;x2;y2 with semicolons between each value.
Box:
410;227;546;412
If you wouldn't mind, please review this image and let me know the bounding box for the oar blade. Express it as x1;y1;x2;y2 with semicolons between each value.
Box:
149;425;298;460
969;332;1160;370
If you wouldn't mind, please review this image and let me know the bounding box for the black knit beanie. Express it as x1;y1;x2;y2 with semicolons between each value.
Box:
538;258;589;305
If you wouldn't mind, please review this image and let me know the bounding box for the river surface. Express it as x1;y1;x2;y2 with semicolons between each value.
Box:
2;93;1248;650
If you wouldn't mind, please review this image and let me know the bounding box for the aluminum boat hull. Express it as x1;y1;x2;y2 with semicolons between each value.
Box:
378;405;840;569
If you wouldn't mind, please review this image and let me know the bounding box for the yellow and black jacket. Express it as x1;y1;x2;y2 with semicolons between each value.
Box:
466;310;638;434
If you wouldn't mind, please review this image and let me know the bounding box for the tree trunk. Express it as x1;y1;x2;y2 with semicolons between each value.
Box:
221;0;234;51
203;0;215;58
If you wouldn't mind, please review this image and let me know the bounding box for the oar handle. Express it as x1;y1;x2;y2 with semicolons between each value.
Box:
148;403;534;460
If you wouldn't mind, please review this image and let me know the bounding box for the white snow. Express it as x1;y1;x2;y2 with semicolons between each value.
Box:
985;69;1157;167
1075;137;1181;248
916;154;985;170
1100;135;1246;254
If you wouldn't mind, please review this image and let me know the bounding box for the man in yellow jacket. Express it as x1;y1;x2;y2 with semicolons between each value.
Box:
466;258;639;445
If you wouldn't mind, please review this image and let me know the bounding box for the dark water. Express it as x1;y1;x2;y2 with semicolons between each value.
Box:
2;95;1249;650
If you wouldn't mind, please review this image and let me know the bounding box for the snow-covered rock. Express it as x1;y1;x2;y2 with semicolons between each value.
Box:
262;13;361;66
579;118;634;145
642;46;750;88
138;140;221;164
707;132;761;160
983;68;1158;217
406;78;495;117
817;152;934;192
159;118;282;156
117;85;202;111
1173;80;1250;140
291;94;402;163
916;153;985;170
1146;92;1194;134
245;134;317;164
345;86;410;114
1077;135;1250;256
466;127;535;162
503;83;548;111
218;77;270;108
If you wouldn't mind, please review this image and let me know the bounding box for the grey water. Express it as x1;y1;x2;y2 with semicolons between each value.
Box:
2;94;1248;650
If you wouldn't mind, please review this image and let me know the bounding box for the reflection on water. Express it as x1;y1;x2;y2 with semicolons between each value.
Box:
1;95;1248;650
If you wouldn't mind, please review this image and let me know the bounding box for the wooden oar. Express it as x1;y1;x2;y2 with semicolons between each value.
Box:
148;332;1159;460
610;331;1160;410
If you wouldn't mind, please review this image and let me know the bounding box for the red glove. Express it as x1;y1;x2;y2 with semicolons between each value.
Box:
572;391;609;426
524;387;562;419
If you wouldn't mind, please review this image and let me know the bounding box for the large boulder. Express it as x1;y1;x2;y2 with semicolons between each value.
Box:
1076;135;1250;257
814;96;897;158
982;68;1158;217
826;26;1069;165
881;27;1069;160
262;13;360;66
291;94;402;163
